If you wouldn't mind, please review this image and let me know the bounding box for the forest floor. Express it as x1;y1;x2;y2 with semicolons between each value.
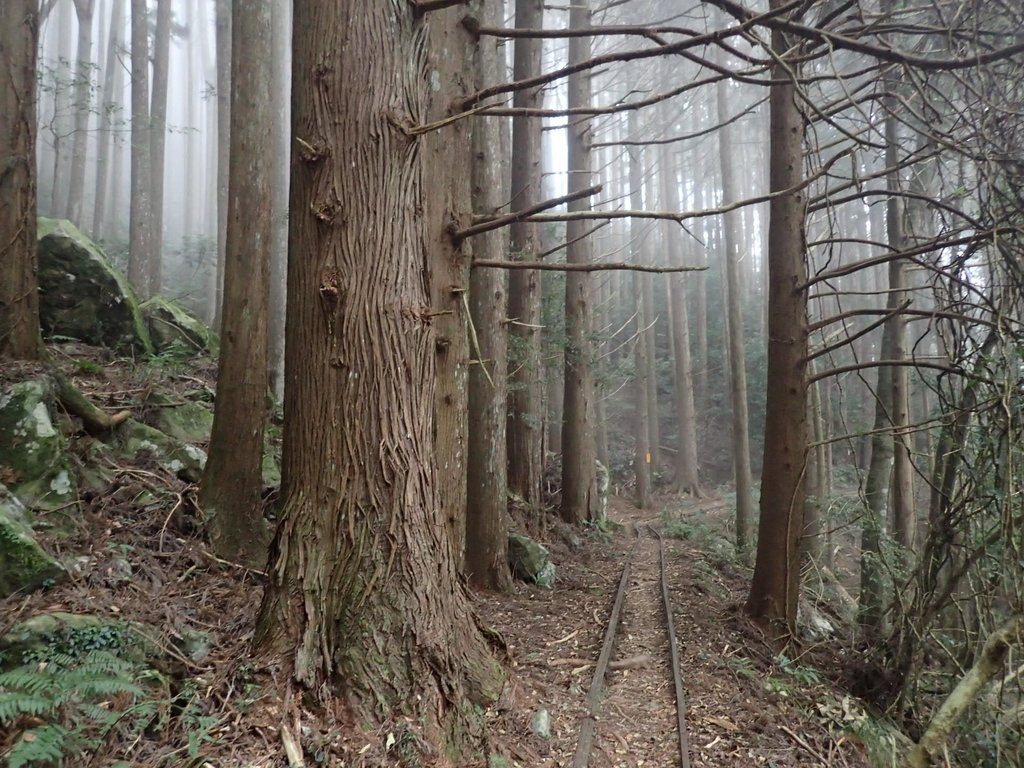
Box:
2;349;883;767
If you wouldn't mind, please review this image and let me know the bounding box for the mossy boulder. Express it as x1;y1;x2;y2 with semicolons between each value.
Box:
143;390;214;444
0;379;78;512
109;420;207;482
0;485;64;598
0;612;149;668
37;218;153;355
508;533;555;589
140;296;217;354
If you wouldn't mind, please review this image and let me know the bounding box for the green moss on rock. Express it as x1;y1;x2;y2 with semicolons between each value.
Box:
0;379;78;512
144;390;214;444
0;485;65;598
109;420;207;483
37;218;153;355
140;296;218;354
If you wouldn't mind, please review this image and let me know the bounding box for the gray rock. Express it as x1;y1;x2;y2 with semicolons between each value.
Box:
37;218;152;354
143;390;214;444
508;533;556;589
0;485;64;598
531;708;552;739
109;420;207;483
0;379;78;512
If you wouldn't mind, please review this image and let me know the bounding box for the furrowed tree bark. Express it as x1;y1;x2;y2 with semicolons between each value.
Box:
466;0;512;591
561;0;599;524
746;2;809;630
66;0;94;226
199;0;272;567
147;0;171;295
716;70;755;557
127;0;153;298
506;0;545;512
255;2;503;746
0;0;41;360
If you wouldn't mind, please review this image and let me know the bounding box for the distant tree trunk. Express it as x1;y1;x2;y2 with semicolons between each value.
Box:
716;73;755;558
628;136;651;509
66;0;94;226
506;0;544;511
91;0;123;239
660;143;701;495
746;5;809;630
127;0;153;296
147;0;171;294
465;0;511;592
199;0;272;566
267;0;290;398
0;0;41;360
561;0;598;524
48;0;74;217
213;0;231;328
254;3;502;742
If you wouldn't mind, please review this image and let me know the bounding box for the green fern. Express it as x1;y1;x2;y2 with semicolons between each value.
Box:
0;651;151;767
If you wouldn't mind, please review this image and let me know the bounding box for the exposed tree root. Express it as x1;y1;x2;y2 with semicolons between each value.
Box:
52;369;133;434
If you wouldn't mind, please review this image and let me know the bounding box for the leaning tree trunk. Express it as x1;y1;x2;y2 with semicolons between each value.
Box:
506;0;545;511
561;0;599;524
254;2;503;746
746;4;809;630
199;0;272;567
127;0;152;297
0;0;41;360
465;0;512;592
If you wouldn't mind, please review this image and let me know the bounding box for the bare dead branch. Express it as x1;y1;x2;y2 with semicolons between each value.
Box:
472;260;706;274
452;184;602;243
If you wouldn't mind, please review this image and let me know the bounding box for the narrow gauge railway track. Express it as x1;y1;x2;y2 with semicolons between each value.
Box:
571;524;692;768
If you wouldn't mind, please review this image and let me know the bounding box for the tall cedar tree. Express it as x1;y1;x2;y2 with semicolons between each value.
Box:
127;0;153;297
506;0;545;510
746;2;810;629
255;1;503;742
0;0;40;360
199;0;272;565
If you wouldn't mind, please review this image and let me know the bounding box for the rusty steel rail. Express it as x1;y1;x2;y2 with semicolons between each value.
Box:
572;526;692;768
651;525;692;768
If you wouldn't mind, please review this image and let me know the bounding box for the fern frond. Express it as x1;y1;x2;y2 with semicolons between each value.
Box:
6;724;67;768
0;692;55;724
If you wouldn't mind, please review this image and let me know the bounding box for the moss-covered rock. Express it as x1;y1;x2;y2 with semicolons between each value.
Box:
37;218;153;355
143;390;214;444
0;612;149;668
109;420;207;482
140;296;218;354
508;533;555;589
0;485;64;598
0;379;78;511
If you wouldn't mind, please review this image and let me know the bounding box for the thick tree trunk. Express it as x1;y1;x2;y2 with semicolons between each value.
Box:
147;0;171;295
127;0;152;297
716;74;755;557
199;0;272;567
0;0;41;360
466;0;512;592
561;0;598;524
506;0;544;511
91;0;123;240
746;8;809;629
255;2;502;742
66;0;94;226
